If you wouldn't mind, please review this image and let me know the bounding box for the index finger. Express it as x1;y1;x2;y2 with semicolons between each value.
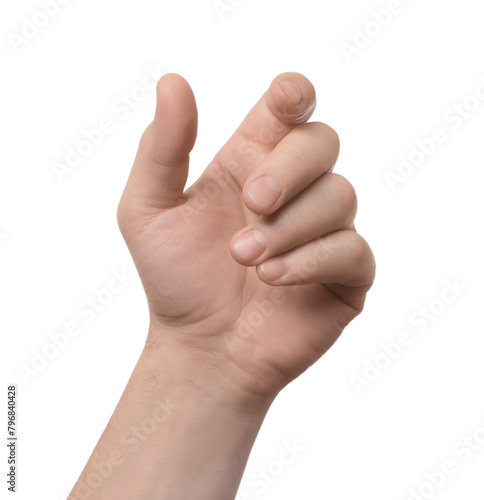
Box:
213;72;317;188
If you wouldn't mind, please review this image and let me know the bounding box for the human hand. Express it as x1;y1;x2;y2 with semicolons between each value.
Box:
117;72;375;409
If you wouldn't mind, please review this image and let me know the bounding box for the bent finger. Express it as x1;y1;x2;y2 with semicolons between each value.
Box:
256;230;376;289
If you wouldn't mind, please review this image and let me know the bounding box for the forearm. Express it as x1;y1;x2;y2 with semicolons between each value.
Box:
68;326;272;500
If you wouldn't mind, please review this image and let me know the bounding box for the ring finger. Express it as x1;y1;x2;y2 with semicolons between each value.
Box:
230;173;357;266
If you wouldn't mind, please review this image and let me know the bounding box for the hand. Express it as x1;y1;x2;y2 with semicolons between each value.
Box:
117;72;375;409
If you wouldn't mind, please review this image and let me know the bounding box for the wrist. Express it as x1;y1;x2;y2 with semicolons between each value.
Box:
131;326;273;499
70;323;274;500
143;320;277;417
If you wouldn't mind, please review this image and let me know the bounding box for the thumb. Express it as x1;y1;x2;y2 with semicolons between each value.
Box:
120;73;198;215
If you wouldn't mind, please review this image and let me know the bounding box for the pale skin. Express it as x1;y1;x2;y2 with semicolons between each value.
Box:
68;72;375;500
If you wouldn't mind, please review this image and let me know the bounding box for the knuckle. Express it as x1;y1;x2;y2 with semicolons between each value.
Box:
352;236;368;266
325;174;358;215
347;232;373;272
309;122;340;154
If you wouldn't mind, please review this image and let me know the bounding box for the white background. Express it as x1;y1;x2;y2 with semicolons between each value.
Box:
1;0;484;499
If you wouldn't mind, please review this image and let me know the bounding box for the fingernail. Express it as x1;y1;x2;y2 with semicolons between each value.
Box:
278;81;303;104
259;257;288;281
233;229;266;263
247;175;282;210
